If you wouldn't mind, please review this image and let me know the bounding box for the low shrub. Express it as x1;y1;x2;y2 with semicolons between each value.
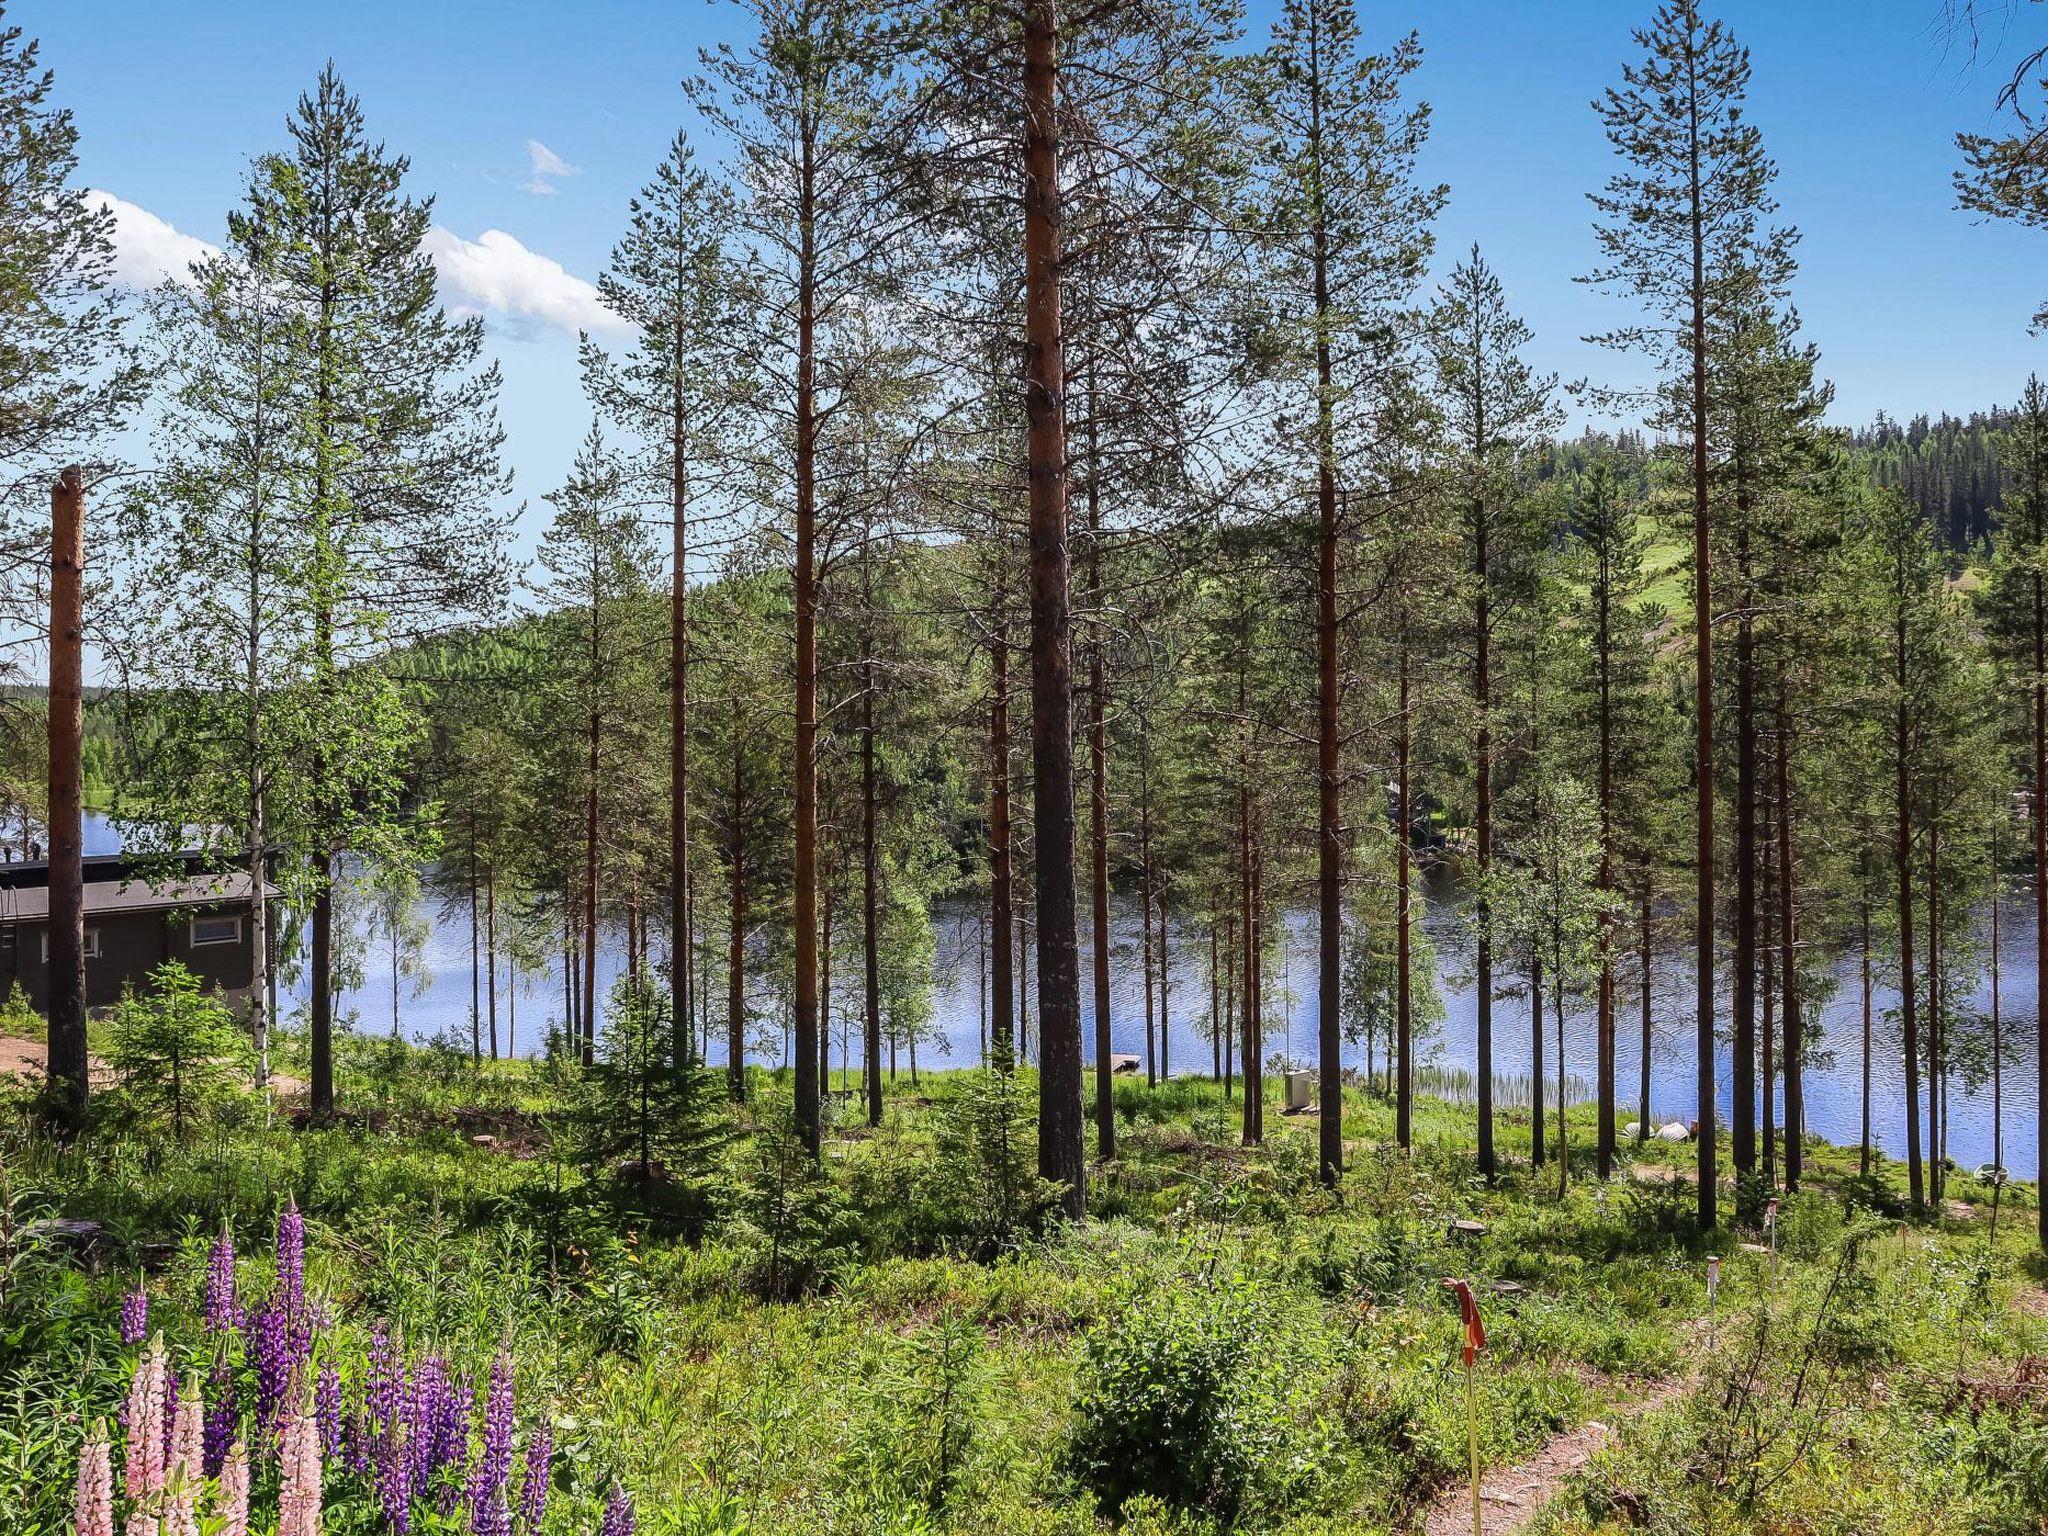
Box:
1063;1274;1338;1526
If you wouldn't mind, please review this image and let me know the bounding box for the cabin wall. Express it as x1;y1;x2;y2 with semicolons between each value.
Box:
0;904;259;1013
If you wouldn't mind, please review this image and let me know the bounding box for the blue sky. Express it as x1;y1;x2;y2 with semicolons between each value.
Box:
29;0;2048;554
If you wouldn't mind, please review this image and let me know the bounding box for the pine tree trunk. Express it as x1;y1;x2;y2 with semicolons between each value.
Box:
2035;555;2047;1246
990;559;1016;1073
1222;911;1235;1096
1686;43;1719;1229
1474;496;1495;1182
1019;911;1032;1063
1088;445;1113;1157
1530;951;1545;1168
1396;617;1413;1151
1897;599;1924;1213
487;866;500;1061
1313;114;1345;1186
470;822;482;1065
1158;877;1170;1080
1022;0;1082;1217
1992;837;2004;1178
1860;880;1873;1176
583;708;600;1068
1775;660;1802;1190
44;468;87;1127
1596;549;1616;1179
1638;891;1652;1143
1141;785;1156;1090
1928;821;1943;1203
1761;827;1776;1189
245;513;272;1090
821;882;834;1099
671;413;692;1073
729;749;747;1104
1553;960;1567;1190
864;596;885;1123
791;126;821;1161
1240;784;1259;1144
1733;519;1757;1179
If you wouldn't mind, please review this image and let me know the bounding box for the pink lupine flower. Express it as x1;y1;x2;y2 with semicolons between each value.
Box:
278;1394;322;1536
167;1377;203;1485
72;1420;112;1536
213;1436;249;1536
161;1469;199;1536
123;1335;168;1504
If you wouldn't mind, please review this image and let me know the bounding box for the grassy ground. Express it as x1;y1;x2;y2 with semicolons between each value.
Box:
0;1035;2040;1535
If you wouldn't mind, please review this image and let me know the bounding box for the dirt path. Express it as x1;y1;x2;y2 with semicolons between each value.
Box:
0;1032;113;1086
0;1033;303;1098
1417;1371;1693;1536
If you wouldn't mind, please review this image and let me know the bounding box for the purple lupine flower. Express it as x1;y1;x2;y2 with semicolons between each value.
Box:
517;1422;551;1535
275;1198;305;1321
365;1328;401;1425
203;1356;238;1479
372;1377;412;1536
316;1359;344;1459
287;1305;317;1380
435;1369;473;1516
599;1485;635;1536
245;1299;291;1433
204;1226;240;1332
404;1354;447;1491
119;1284;148;1345
360;1327;399;1469
466;1356;516;1536
377;1443;413;1534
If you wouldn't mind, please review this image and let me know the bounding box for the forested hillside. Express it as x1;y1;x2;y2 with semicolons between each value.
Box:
1851;408;2015;551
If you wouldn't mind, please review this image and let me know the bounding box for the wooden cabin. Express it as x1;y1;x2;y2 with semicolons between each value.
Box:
0;853;274;1012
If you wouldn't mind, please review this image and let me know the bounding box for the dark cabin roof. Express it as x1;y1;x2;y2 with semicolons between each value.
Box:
0;853;274;923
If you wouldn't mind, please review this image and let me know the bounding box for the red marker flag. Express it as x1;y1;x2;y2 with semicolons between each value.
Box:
1444;1279;1486;1367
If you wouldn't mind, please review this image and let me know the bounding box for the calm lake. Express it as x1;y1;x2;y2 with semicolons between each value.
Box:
88;816;2036;1179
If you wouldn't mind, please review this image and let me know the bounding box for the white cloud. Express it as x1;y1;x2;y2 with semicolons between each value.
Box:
86;191;614;342
422;225;625;339
522;138;580;196
87;190;217;289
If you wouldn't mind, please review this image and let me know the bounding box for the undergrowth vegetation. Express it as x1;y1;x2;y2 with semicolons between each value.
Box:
0;1034;2040;1535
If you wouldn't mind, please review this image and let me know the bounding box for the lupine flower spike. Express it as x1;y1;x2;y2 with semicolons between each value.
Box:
213;1435;249;1536
123;1334;168;1506
276;1198;305;1321
202;1356;236;1479
118;1280;148;1345
278;1390;322;1536
71;1419;112;1536
517;1422;552;1535
598;1485;635;1536
162;1463;199;1536
167;1375;203;1483
162;1375;204;1536
204;1225;239;1332
467;1354;516;1536
315;1360;343;1459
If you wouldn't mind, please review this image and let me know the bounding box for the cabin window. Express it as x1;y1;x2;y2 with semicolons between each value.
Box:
190;915;242;948
41;929;100;960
